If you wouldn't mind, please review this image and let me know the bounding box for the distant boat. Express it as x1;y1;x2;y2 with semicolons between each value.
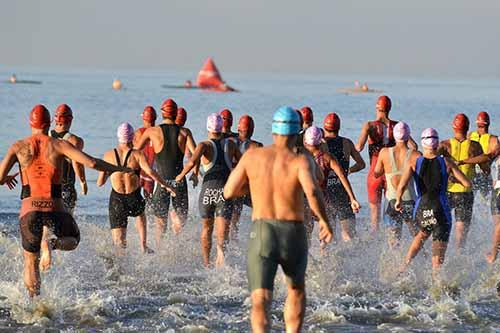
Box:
5;74;42;85
337;82;382;94
162;58;237;92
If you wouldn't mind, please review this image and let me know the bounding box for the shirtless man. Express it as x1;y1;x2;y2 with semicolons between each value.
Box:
356;96;417;233
374;122;420;246
0;105;129;297
133;106;157;201
134;99;196;247
224;106;333;333
98;123;176;254
439;113;485;249
220;108;238;139
176;113;240;267
49;104;87;213
468;111;498;198
303;126;360;243
396;128;471;278
322;113;365;241
229;115;263;240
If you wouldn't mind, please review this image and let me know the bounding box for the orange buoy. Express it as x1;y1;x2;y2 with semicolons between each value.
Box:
112;79;122;90
196;58;225;88
9;74;17;84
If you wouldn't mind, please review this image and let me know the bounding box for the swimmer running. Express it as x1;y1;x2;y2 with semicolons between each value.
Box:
0;105;131;297
224;106;333;333
396;128;471;278
97;123;176;254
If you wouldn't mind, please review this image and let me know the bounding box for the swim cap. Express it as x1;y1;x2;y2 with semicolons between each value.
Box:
376;95;392;113
272;106;301;136
452;113;470;133
476;111;490;126
207;113;223;133
220;109;233;128
54;104;73;125
117;122;134;144
421;128;439;150
238;115;255;137
304;126;323;146
176;107;187;126
300;106;314;124
142;106;157;122
30;104;51;129
394;122;410;142
323;113;341;132
161;98;177;119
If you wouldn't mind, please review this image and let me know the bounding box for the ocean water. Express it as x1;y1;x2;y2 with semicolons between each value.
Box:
0;67;499;332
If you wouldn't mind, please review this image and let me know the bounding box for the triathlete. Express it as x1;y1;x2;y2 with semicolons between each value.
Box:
223;106;333;333
175;113;241;267
396;128;471;278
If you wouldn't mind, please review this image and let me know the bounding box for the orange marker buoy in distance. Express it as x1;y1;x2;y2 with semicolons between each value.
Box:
112;79;122;90
9;74;17;84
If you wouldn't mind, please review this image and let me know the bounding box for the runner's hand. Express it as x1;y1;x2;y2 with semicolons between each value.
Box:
318;219;333;244
175;174;184;183
161;183;177;197
80;181;88;195
3;173;18;190
350;200;361;213
394;199;402;212
189;173;199;188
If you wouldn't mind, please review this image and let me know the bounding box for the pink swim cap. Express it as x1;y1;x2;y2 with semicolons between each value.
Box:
304;126;323;146
394;122;410;142
421;128;439;149
207;113;223;133
117;122;134;144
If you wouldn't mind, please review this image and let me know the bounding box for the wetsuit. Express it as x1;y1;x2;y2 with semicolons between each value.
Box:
447;138;475;226
137;127;156;198
492;157;500;216
49;130;77;211
19;134;80;253
247;220;308;291
470;131;492;197
324;137;354;221
108;149;145;229
367;120;398;204
413;156;452;245
152;124;188;219
384;148;417;234
199;139;233;219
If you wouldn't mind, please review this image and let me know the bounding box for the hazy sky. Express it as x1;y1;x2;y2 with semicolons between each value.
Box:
1;1;499;77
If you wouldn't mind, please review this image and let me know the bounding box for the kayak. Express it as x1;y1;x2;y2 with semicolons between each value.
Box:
337;87;383;94
5;80;42;85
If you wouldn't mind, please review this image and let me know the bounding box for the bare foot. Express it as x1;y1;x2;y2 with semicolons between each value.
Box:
215;250;225;268
486;252;496;264
39;246;52;272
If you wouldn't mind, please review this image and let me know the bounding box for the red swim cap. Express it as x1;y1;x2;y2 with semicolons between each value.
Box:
30;104;51;129
161;98;177;119
238;115;255;136
300;106;314;124
452;113;470;133
220;109;233;128
54;104;73;125
142;106;157;122
324;113;341;132
476;111;490;126
376;96;392;113
176;107;187;126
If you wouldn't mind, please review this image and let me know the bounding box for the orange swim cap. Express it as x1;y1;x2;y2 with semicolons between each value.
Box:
376;96;392;113
476;111;490;126
323;113;341;132
220;109;233;128
54;104;73;125
176;107;187;126
161;99;177;119
238;115;255;136
30;104;51;129
300;106;314;124
452;113;470;133
142;106;157;122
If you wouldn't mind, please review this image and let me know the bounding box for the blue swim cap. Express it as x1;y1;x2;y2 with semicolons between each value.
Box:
272;106;301;135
